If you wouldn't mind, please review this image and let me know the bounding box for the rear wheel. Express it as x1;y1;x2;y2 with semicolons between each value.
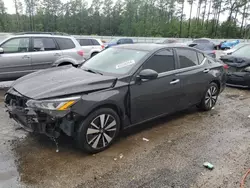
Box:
91;52;98;57
199;83;219;111
76;108;120;153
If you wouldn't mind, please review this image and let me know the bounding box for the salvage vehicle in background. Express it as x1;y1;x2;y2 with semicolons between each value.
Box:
0;33;85;81
221;43;250;56
220;45;250;88
105;38;134;48
5;44;226;153
76;38;105;59
220;40;240;50
189;43;216;58
155;38;179;44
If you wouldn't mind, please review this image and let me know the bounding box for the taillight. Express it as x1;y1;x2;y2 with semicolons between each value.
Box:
77;50;84;56
101;45;105;49
223;64;229;69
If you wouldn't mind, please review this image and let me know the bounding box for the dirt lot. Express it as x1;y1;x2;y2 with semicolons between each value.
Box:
0;87;250;188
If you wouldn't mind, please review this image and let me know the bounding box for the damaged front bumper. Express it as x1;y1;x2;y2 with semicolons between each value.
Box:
5;92;79;138
226;72;250;88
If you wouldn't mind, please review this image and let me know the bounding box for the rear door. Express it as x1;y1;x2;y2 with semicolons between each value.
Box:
174;48;212;108
0;37;32;80
31;37;62;71
130;49;182;124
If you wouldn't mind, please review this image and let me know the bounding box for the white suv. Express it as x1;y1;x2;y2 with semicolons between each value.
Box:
76;38;104;59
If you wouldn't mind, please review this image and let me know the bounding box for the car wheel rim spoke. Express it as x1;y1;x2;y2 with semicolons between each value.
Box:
103;133;112;143
105;120;116;130
86;113;117;149
100;114;105;128
92;134;101;148
87;128;100;135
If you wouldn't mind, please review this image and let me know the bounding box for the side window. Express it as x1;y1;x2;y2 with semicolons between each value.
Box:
91;39;100;45
55;38;75;50
177;49;199;69
197;52;205;64
33;38;57;51
126;39;133;44
80;39;91;46
118;39;123;44
1;38;30;53
142;49;175;73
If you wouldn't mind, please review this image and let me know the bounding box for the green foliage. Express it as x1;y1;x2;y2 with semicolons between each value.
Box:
0;0;249;38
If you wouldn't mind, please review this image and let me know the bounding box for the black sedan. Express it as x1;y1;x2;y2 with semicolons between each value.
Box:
5;44;227;153
220;45;250;88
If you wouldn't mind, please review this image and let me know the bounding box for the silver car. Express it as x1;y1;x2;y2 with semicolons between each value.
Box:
0;33;85;81
76;38;104;59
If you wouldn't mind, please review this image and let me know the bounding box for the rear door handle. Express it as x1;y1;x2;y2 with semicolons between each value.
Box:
203;69;210;73
170;79;180;85
22;55;30;59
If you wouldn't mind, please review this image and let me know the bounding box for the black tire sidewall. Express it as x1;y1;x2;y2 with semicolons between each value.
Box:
200;83;219;111
76;108;121;153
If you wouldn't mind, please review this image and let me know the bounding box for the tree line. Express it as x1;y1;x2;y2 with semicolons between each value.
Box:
0;0;249;39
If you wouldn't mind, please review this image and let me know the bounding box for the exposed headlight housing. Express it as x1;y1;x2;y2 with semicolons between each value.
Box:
26;96;81;111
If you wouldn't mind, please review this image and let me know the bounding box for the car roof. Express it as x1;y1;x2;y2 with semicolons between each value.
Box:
114;43;192;52
10;34;73;39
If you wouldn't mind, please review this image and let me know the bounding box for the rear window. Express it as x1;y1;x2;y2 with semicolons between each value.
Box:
79;39;92;46
55;38;75;50
91;39;100;45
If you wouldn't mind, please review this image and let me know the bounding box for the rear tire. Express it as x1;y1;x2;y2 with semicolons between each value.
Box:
198;83;219;111
76;108;120;154
91;52;98;57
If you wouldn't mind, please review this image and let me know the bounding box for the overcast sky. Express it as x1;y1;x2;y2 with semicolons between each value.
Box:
3;0;229;22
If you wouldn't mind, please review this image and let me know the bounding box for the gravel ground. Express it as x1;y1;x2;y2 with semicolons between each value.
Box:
0;87;250;188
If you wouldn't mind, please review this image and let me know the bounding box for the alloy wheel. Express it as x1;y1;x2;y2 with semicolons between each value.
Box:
86;114;117;149
205;86;218;109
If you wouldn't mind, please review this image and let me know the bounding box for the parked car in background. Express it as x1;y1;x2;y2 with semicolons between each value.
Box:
220;45;250;88
155;38;178;44
221;43;250;56
5;44;226;153
76;38;105;59
189;43;216;58
105;38;134;48
0;33;85;81
220;40;240;50
191;38;215;48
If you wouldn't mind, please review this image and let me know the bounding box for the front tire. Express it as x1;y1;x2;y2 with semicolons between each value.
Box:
199;83;219;111
76;108;120;153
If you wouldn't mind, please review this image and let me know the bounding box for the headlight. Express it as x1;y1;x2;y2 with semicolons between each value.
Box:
26;96;81;111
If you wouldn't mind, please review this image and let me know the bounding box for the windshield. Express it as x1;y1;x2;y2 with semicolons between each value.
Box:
232;43;248;50
232;45;250;58
82;48;148;75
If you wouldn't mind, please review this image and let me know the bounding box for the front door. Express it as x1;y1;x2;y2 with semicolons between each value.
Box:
0;37;32;81
130;49;182;124
31;37;62;71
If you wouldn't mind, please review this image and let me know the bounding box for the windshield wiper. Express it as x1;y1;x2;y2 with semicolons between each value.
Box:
83;68;103;75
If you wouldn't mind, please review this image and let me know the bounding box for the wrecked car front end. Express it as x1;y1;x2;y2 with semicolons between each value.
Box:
221;56;250;88
5;88;81;138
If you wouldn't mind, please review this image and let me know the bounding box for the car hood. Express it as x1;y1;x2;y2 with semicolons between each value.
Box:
11;66;117;100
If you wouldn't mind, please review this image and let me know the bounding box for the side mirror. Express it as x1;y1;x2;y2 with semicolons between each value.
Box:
138;69;158;80
0;48;4;54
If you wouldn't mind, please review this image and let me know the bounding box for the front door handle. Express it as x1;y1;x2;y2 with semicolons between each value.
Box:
170;79;180;85
22;55;30;59
203;69;210;73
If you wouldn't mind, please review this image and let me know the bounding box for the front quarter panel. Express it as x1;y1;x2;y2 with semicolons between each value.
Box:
71;83;129;122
